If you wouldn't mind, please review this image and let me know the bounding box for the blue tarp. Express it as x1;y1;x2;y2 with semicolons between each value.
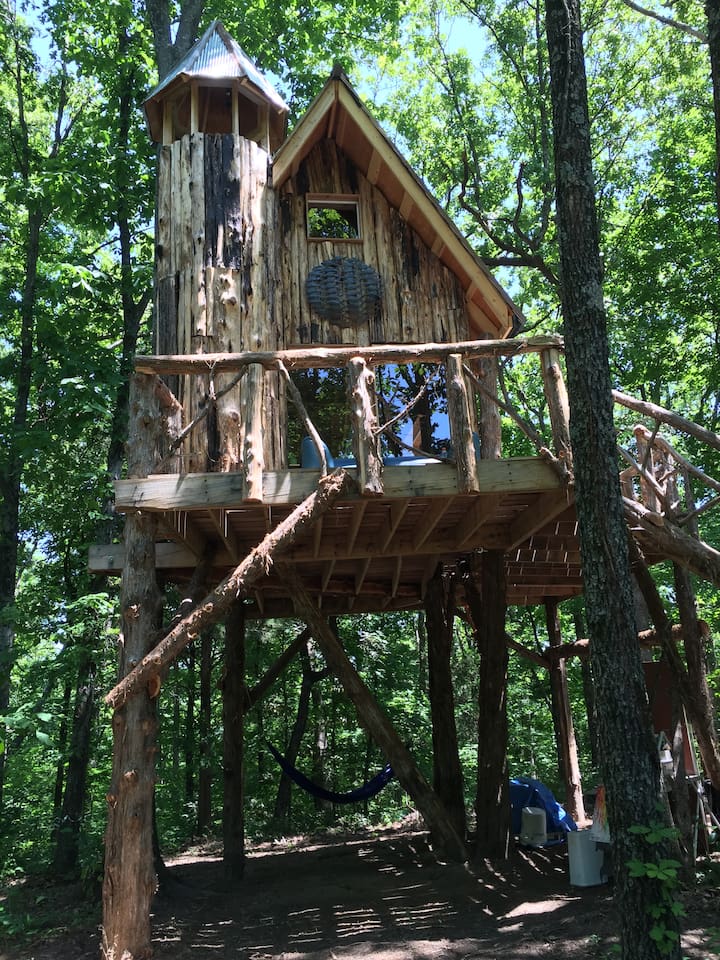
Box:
510;776;577;839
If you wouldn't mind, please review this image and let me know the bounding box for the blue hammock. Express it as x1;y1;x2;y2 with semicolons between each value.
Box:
267;742;394;804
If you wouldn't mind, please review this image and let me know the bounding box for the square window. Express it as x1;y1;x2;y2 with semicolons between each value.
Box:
307;196;361;240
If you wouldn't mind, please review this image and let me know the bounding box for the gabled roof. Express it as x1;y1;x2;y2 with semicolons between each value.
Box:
272;69;523;338
144;20;288;140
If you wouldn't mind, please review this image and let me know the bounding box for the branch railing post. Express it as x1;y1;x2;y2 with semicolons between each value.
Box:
446;353;479;493
540;347;572;470
347;356;383;495
243;362;264;501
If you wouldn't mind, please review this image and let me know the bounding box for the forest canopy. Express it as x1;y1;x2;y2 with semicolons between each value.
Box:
0;0;718;956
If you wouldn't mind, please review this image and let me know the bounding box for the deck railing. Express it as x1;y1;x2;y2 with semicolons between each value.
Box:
133;334;573;501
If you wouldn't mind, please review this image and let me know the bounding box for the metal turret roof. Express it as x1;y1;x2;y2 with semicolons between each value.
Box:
145;19;288;113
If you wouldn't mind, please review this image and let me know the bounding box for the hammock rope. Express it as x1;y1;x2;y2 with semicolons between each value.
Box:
267;742;394;804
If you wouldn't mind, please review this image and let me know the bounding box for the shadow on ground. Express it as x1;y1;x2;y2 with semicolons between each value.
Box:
1;828;713;959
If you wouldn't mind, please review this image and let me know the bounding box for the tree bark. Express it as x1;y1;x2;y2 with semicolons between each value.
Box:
425;566;466;840
0;203;42;815
465;551;510;861
102;377;164;960
183;646;196;802
144;0;205;79
223;602;245;882
52;650;97;877
629;540;720;790
197;631;214;835
282;565;467;862
272;642;330;824
705;0;720;231
544;0;681;954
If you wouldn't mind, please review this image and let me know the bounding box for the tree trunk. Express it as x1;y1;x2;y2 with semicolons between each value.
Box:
574;610;598;767
102;377;164;960
197;631;214;835
0;203;43;814
544;0;681;953
705;0;720;230
223;601;245;882
630;540;720;790
273;643;314;824
184;646;196;803
425;566;466;840
283;565;467;862
544;600;585;823
673;564;720;788
465;551;510;861
51;679;74;844
53;651;97;877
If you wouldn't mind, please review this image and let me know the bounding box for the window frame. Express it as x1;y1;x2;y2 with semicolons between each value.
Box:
306;193;363;243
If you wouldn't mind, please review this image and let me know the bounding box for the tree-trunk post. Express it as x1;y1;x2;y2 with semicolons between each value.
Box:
447;353;480;492
223;600;246;881
540;348;572;468
475;334;502;460
424;565;466;840
347;356;383;495
282;565;467;862
102;374;164;960
673;563;720;789
544;599;586;823
243;362;265;501
465;551;510;861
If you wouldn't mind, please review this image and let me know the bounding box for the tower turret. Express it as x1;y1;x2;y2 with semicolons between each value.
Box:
144;22;289;476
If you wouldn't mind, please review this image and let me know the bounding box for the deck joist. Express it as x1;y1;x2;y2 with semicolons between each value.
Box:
92;458;583;611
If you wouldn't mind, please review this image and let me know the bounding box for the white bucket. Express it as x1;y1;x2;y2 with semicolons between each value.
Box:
520;806;547;847
568;829;607;886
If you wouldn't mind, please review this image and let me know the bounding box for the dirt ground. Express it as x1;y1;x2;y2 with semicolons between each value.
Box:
1;826;716;960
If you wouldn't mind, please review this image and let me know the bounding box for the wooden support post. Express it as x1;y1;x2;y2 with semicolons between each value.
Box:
540;348;572;467
223;600;245;881
447;353;479;493
105;470;352;710
347;356;383;495
190;83;199;134
544;599;586;824
102;375;164;960
244;362;265;501
633;425;659;512
464;550;510;860
673;563;720;790
476;334;501;460
231;86;240;137
282;565;467;862
425;565;466;840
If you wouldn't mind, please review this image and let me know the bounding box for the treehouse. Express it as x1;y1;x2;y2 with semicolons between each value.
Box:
92;20;585;613
95;21;720;960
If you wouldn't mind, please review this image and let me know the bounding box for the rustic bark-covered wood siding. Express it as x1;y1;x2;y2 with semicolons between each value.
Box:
154;132;284;471
277;140;469;347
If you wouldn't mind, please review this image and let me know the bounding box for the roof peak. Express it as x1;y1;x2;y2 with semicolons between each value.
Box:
146;20;288;115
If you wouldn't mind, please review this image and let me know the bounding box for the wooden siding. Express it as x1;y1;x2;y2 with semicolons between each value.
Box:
277;140;469;347
154;132;284;471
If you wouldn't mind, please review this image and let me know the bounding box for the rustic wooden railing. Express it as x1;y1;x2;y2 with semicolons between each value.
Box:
132;334;573;501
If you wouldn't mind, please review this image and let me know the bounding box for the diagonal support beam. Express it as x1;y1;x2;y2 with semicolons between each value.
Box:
281;564;467;863
105;470;352;710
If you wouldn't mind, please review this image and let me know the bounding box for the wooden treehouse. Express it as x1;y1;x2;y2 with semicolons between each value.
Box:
95;21;720;960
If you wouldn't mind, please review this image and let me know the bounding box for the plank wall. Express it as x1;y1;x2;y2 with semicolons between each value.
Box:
276;140;470;347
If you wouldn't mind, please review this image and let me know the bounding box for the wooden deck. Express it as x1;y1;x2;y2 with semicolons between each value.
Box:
90;458;581;611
